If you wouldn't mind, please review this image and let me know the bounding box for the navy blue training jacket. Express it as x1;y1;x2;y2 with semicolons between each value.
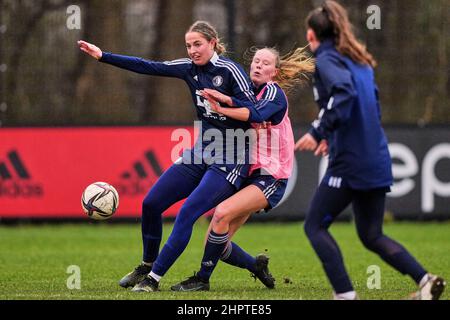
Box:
309;39;393;190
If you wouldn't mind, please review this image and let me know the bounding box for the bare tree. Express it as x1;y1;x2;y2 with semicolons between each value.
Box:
1;0;448;126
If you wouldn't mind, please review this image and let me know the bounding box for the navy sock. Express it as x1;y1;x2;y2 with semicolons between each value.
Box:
220;242;257;274
197;231;229;281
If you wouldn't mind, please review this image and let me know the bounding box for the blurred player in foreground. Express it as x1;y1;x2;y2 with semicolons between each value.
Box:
296;0;446;300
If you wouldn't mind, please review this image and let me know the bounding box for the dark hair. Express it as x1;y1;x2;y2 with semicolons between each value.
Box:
306;7;335;41
306;0;377;67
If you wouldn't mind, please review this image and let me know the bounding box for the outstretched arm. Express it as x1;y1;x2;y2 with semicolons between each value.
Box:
77;40;190;78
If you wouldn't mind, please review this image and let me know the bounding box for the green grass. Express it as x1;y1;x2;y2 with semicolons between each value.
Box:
0;220;449;300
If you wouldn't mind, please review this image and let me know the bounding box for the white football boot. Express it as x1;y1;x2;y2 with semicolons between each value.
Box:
410;274;446;300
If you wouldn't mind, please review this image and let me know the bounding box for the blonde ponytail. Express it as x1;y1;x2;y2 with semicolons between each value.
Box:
276;47;315;95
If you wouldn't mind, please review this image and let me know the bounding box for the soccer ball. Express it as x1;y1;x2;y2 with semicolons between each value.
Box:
81;182;119;220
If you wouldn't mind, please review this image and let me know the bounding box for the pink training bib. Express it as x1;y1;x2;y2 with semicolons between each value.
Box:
249;82;295;179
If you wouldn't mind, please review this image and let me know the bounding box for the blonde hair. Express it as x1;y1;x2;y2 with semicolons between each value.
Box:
187;21;226;55
246;46;315;95
306;0;377;67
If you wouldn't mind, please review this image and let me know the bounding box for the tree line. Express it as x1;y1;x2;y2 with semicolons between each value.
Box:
0;0;448;126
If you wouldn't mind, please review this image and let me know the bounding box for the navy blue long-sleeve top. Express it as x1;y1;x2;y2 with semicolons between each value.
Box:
99;51;256;165
309;39;393;190
231;82;288;124
247;82;287;124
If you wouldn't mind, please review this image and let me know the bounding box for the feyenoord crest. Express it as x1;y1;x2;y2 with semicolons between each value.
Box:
212;75;223;87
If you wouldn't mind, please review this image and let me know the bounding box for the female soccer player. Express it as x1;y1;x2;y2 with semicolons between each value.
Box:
79;21;257;292
296;1;445;300
170;47;315;291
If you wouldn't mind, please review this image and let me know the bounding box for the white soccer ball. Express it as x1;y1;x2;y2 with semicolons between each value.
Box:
81;182;119;220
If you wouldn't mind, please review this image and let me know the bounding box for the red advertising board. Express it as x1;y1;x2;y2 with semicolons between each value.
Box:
0;127;195;219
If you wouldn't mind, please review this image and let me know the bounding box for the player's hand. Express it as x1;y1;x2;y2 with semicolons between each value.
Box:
295;133;318;152
314;140;328;157
202;88;232;106
78;40;102;60
202;92;221;112
256;121;271;130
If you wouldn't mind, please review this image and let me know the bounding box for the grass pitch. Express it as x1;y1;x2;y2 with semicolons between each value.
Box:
0;220;449;300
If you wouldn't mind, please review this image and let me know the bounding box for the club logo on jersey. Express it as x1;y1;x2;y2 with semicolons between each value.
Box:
0;150;44;198
212;75;223;87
